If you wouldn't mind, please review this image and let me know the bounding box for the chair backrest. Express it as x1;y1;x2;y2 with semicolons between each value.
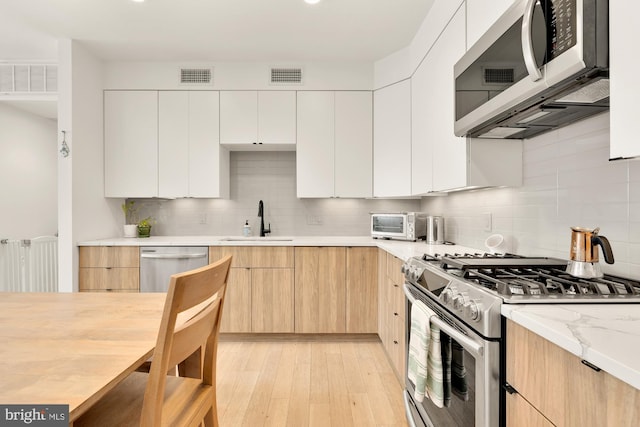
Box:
140;254;232;425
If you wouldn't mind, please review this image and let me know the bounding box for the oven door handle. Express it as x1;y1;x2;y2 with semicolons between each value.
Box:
403;283;484;358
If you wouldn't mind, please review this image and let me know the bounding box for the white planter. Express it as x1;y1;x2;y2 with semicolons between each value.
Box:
123;224;138;238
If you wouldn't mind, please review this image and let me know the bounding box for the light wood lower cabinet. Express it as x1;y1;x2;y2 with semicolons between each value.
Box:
210;246;294;333
378;249;406;381
346;247;378;333
295;247;347;333
79;246;139;292
506;319;640;427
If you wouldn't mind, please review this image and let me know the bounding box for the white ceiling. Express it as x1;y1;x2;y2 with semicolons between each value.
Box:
1;0;434;62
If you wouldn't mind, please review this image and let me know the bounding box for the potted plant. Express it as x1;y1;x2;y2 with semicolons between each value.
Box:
121;201;138;238
137;216;155;238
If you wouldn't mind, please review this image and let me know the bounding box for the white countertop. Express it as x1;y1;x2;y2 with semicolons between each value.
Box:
78;235;480;260
502;304;640;390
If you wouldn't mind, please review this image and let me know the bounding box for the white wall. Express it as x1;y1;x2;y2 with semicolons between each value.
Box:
132;151;421;237
58;39;121;292
104;61;373;90
0;103;57;239
421;113;640;280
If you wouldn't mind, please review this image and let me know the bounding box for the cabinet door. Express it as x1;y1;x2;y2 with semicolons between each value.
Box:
104;91;158;197
220;267;252;333
295;247;346;333
610;2;640;159
466;0;516;49
258;91;296;145
506;391;554;427
345;247;378;333
251;268;294;333
335;92;373;198
79;246;139;268
251;246;294;268
296;91;335;197
411;56;434;195
373;80;412;197
209;246;253;268
189;91;226;197
79;268;139;292
429;8;468;191
159;91;189;197
220;91;257;144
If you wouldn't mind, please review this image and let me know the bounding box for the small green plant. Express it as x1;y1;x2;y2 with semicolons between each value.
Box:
121;201;138;224
138;216;155;228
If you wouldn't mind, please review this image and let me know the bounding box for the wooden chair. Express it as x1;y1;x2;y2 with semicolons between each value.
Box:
75;255;232;427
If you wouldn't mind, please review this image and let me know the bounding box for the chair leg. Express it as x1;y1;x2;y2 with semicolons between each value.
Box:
203;406;217;427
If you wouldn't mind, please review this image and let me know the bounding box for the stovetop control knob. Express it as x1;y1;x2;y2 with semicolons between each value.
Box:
401;263;408;275
464;300;481;321
453;293;467;311
441;287;454;304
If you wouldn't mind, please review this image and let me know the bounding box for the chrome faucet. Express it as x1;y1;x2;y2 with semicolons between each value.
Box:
257;200;271;237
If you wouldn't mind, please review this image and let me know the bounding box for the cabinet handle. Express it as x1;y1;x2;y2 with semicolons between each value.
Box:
581;360;602;372
393;340;398;345
106;288;113;292
394;312;399;316
105;267;112;270
503;383;517;395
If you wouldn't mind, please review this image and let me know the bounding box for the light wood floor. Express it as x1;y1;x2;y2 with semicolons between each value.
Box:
216;336;409;427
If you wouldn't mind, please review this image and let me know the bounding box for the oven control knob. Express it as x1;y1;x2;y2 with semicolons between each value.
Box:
441;288;454;304
401;263;408;275
453;293;467;311
464;301;482;321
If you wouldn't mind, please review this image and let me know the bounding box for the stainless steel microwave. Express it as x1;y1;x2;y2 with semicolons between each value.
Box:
454;0;609;139
371;212;428;241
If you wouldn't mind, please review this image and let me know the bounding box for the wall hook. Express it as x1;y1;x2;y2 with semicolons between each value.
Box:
60;130;70;158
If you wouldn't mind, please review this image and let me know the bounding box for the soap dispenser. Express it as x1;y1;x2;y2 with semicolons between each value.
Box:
243;220;252;237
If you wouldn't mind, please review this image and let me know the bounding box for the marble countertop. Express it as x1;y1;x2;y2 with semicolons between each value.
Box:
502;304;640;390
77;235;480;261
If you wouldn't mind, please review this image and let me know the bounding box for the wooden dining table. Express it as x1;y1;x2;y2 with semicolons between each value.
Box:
0;292;170;423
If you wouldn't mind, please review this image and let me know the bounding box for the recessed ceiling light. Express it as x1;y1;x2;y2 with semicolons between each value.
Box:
304;0;322;4
131;0;145;3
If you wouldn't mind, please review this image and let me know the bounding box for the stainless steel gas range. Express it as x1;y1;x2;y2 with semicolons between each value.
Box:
401;252;640;427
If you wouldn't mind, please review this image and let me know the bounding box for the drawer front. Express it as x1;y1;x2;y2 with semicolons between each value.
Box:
251;246;294;268
79;267;139;291
79;246;139;268
209;246;252;268
386;253;404;286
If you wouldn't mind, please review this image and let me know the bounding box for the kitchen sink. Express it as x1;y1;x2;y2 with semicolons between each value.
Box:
219;237;293;242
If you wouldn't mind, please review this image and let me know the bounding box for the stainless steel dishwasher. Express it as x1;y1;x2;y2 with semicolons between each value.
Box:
139;246;209;292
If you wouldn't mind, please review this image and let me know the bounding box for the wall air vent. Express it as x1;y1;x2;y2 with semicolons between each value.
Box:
180;68;213;85
483;68;514;85
270;67;303;85
0;63;57;93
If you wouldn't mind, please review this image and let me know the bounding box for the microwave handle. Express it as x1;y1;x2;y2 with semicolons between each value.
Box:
403;283;484;358
522;0;543;81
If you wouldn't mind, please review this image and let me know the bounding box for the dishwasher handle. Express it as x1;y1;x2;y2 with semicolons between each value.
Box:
140;252;208;260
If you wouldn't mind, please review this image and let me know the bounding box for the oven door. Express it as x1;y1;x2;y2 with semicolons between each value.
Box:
403;283;502;427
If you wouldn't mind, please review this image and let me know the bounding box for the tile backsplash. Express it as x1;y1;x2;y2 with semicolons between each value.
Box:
421;112;640;280
133;151;420;237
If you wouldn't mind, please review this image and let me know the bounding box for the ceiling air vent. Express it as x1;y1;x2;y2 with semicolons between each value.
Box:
270;67;303;85
180;68;213;85
483;67;514;85
0;63;57;93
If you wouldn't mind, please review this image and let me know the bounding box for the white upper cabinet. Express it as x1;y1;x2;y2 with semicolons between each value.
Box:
220;90;296;148
335;92;372;198
465;0;516;49
159;91;228;198
297;91;373;198
411;50;434;195
105;90;228;199
411;6;522;192
297;91;335;198
373;80;412;198
104;91;158;198
610;2;639;159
